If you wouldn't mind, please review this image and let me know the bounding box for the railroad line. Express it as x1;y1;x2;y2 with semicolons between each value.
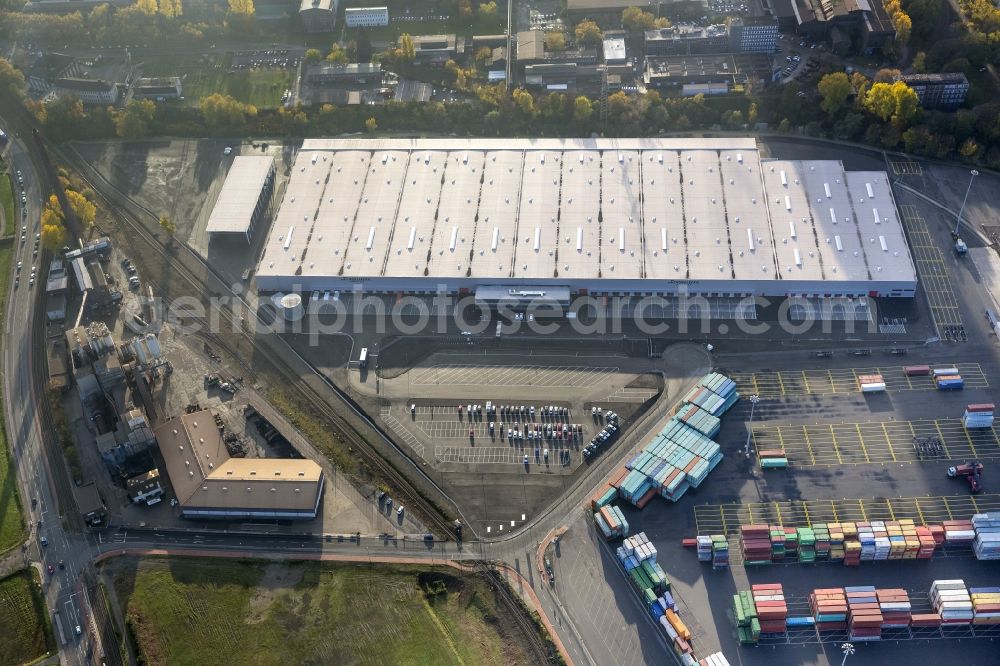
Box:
63;145;465;539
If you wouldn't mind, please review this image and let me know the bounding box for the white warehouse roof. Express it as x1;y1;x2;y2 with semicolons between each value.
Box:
206;156;275;235
255;138;916;297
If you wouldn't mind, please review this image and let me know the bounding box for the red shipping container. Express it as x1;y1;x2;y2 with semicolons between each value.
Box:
609;467;629;488
635;487;657;509
966;403;995;412
752;584;783;592
816;622;848;631
904;365;930;376
674;637;691;654
681;538;698;548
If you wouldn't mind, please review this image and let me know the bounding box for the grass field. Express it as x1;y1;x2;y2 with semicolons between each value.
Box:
0;168;14;237
0;229;24;555
112;558;534;666
0;569;55;666
137;55;292;109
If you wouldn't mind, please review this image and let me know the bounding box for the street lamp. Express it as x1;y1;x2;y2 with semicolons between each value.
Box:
744;394;760;456
954;169;979;235
840;642;855;666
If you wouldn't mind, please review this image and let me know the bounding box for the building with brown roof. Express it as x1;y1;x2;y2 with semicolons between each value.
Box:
155;410;324;520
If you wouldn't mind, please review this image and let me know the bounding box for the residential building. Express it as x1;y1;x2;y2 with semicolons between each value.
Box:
344;6;388;27
132;77;182;100
896;72;969;110
300;0;337;32
127;469;165;506
73;483;106;526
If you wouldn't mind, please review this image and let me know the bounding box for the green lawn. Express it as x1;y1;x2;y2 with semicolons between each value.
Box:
0;169;14;237
113;558;532;666
0;232;24;555
137;54;292;109
0;569;55;666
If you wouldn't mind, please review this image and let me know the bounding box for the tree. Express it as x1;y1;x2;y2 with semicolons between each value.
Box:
545;31;566;51
892;11;912;45
457;0;473;23
228;0;254;16
41;217;68;250
864;81;919;127
365;116;377;132
304;48;323;64
65;189;96;229
0;58;26;99
158;0;182;18
134;0;157;15
200;93;257;127
574;19;602;47
818;72;852;116
398;33;416;62
478;0;497;19
959;137;979;159
874;68;901;83
654;17;671;28
573;95;593;123
512;88;536;116
114;98;155;138
326;43;348;64
912;51;927;73
747;102;759;126
159;215;176;236
475;46;493;64
622;6;656;31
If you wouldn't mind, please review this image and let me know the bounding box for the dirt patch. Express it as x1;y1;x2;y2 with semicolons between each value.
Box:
246;562;304;624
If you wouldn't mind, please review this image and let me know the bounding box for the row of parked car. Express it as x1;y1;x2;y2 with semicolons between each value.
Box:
583;412;621;461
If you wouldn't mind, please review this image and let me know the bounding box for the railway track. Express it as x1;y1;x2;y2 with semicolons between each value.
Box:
63;143;465;539
477;562;555;664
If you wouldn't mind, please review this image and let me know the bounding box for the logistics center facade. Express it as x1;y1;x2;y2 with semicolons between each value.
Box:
253;138;917;300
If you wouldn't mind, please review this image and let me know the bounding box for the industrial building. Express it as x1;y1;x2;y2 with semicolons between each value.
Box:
299;0;337;32
644;18;779;56
896;72;969;110
206;156;275;242
344;5;388;27
155;410;325;520
643;55;772;94
253;138;917;301
132;76;182;100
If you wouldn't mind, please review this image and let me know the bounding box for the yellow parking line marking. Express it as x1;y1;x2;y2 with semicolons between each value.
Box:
803;503;811;528
933;421;953;459
829;424;843;464
858;499;867;522
856;423;871;464
831;500;839;523
914;497;927;525
882;423;897;462
802;425;817;465
777;372;787;396
963;427;980;458
774;502;783;527
942;496;954;521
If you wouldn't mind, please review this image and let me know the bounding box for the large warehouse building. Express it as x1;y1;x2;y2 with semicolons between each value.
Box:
155;410;324;520
253;138;916;300
207;155;275;242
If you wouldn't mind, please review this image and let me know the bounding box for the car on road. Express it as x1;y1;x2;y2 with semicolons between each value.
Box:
28;277;34;287
75;625;82;636
39;536;48;546
58;560;64;569
46;564;54;575
224;146;233;155
15;261;21;272
460;330;471;336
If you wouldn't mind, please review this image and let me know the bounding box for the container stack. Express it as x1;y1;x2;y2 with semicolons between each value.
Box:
683;385;739;417
711;535;729;568
661;608;693;657
876;589;912;628
733;591;759;644
916;526;937;558
810;588;848;631
910;612;942;628
740;525;771;565
697;653;732;666
943;519;976;544
858;374;886;393
758;449;789;469
934;367;964;390
930;580;974;625
696;372;740;415
972;513;1000;560
963;403;995;429
770;526;786;562
752;584;788;635
845;585;882;641
970;587;1000;624
696;535;713;563
675;404;721;438
594;505;629;540
590;483;618;512
797;527;816;563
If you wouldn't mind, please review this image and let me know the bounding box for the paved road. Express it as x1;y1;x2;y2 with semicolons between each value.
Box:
2;127;101;664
